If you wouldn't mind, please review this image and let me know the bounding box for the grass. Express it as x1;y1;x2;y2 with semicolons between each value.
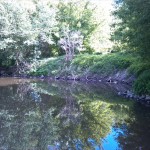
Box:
30;51;150;95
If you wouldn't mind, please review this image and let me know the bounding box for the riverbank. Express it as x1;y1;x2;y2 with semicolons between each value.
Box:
0;51;150;104
28;51;150;105
30;51;150;95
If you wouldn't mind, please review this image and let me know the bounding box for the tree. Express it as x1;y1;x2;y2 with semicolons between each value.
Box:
56;0;99;54
0;0;33;72
31;1;58;57
58;28;84;61
0;0;58;73
112;0;150;60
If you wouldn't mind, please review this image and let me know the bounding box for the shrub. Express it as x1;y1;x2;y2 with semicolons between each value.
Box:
133;70;150;95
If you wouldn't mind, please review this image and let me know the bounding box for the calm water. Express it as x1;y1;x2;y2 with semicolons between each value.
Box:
0;78;150;150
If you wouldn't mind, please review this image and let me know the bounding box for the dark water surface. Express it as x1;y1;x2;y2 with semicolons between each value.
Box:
0;78;150;150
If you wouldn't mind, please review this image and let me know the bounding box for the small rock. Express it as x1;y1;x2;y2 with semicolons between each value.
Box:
123;91;127;96
55;76;60;80
139;95;145;100
75;78;80;81
118;92;121;95
40;75;44;78
126;90;133;98
66;76;72;80
113;81;118;84
133;95;138;99
145;95;150;100
61;77;65;80
106;77;112;83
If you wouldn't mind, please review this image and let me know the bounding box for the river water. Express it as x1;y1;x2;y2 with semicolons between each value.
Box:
0;78;150;150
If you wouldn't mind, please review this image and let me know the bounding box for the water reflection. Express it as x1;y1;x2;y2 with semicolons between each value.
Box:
0;78;150;150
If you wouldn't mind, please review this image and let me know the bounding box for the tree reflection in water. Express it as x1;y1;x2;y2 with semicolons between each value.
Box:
0;79;139;150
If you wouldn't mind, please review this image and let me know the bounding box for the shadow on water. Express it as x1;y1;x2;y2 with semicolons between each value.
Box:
0;78;150;150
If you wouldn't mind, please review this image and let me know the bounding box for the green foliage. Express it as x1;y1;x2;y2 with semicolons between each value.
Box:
30;56;65;76
133;70;150;95
32;52;136;77
90;53;134;74
112;0;150;95
72;54;99;69
0;1;33;67
128;61;150;76
55;0;99;54
57;0;98;36
72;52;135;75
0;0;57;72
32;1;58;54
0;0;110;73
113;0;150;60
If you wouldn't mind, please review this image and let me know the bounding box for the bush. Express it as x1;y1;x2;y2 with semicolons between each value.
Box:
128;61;150;76
90;52;134;75
31;52;137;77
133;70;150;95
